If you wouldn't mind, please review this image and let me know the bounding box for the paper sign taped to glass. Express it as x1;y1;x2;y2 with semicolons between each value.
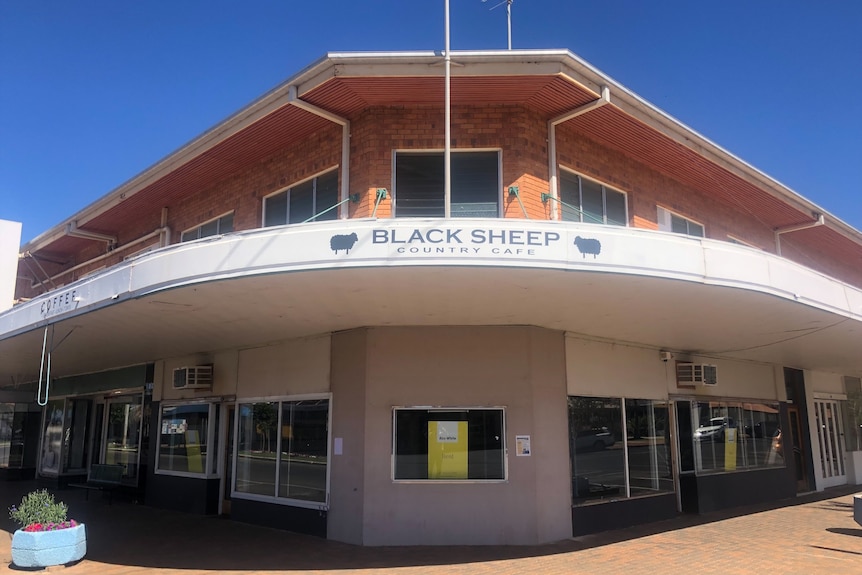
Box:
428;421;468;479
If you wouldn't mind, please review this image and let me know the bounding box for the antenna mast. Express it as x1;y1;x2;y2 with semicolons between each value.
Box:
483;0;514;50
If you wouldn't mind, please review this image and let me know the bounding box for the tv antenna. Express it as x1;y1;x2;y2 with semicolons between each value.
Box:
483;0;514;50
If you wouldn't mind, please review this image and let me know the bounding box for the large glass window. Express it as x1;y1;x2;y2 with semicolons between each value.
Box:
676;399;784;475
568;396;672;505
393;408;505;480
394;151;500;218
560;171;627;226
0;403;33;469
844;376;862;452
40;399;64;475
235;397;330;505
157;403;212;475
264;170;339;226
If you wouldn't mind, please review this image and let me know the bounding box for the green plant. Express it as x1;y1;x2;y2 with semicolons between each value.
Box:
8;489;69;529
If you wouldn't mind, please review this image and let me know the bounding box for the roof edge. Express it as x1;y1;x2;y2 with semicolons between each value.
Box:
21;49;862;254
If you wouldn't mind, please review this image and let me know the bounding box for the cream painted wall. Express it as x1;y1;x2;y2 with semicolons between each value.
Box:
359;326;571;546
158;350;238;402
677;356;779;400
0;220;21;312
805;370;845;395
236;334;330;398
565;336;668;399
565;336;779;401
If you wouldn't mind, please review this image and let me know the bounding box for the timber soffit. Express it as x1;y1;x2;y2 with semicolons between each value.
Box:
19;49;862;256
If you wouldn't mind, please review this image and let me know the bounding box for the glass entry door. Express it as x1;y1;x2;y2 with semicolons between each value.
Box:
813;399;846;488
104;395;143;480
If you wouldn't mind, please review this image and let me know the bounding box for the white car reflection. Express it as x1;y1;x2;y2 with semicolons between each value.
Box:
693;417;735;442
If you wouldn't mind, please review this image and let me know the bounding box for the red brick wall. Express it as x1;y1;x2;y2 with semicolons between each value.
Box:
15;103;862;295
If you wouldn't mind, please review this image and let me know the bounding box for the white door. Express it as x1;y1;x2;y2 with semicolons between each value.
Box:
813;399;846;488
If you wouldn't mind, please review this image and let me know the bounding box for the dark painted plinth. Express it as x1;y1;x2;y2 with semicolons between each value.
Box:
572;493;678;536
231;498;327;538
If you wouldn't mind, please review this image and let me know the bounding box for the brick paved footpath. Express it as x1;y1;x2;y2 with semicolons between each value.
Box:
1;483;860;575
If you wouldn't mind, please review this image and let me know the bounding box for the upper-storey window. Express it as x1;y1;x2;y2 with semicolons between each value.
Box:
264;169;339;226
657;206;704;238
181;212;234;242
394;151;500;218
560;171;627;226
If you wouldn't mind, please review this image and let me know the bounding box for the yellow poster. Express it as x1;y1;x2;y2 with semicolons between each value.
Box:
724;427;737;471
428;421;468;479
185;430;203;473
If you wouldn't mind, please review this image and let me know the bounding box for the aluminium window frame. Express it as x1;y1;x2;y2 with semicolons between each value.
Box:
567;394;675;506
391;149;504;218
230;393;333;511
671;395;786;477
656;206;705;238
180;211;235;242
261;166;340;226
390;405;509;484
558;168;629;226
154;400;220;479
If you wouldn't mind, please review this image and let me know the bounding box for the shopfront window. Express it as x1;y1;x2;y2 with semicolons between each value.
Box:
0;403;34;469
393;408;505;480
157;403;212;475
568;396;672;505
676;399;784;475
40;400;64;475
234;397;330;506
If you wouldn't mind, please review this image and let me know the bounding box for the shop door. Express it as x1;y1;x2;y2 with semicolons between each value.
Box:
813;399;846;488
61;398;92;475
104;395;144;481
786;406;810;493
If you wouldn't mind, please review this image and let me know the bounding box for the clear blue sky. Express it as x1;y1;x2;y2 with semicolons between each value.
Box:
2;0;860;244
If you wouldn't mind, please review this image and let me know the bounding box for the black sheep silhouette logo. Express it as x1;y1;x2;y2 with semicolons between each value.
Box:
574;236;601;258
330;233;359;254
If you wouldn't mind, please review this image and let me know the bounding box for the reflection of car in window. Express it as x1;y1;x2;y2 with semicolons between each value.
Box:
693;417;735;442
574;427;615;451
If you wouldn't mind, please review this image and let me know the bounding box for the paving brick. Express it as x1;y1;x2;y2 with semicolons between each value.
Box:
2;482;860;574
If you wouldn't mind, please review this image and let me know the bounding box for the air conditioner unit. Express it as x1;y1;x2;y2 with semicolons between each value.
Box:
172;365;213;390
676;363;718;386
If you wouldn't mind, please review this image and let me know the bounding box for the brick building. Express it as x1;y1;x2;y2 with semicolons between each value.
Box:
1;50;861;545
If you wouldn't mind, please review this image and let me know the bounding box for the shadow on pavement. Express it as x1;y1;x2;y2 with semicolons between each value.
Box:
1;480;860;571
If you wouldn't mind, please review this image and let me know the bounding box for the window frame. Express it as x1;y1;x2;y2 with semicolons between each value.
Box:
391;406;508;483
568;395;673;506
155;400;219;479
657;206;704;238
231;393;332;510
727;235;759;249
392;149;503;218
559;168;629;226
262;167;340;227
673;396;786;477
180;211;235;242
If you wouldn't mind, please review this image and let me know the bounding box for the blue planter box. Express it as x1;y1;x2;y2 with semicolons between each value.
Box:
11;523;87;568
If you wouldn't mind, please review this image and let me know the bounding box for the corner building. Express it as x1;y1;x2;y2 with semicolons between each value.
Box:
1;50;861;545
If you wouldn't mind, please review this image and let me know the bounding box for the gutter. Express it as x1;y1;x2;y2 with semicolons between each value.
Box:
775;214;826;256
287;87;350;218
547;86;611;220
